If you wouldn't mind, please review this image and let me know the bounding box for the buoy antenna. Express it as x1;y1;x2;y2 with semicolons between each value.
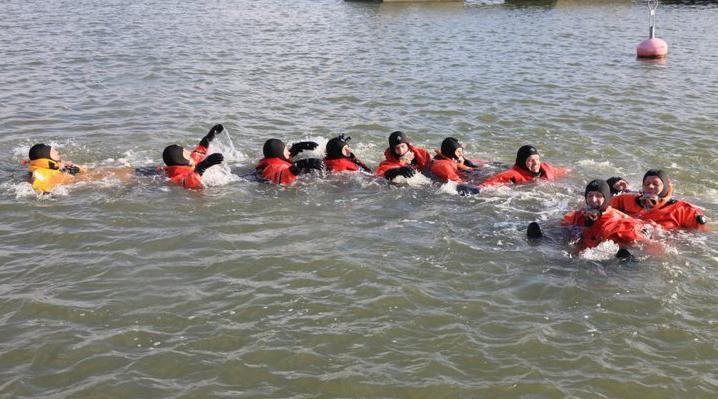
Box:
648;0;658;39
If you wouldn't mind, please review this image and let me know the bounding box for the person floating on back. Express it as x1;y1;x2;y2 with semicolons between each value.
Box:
430;137;484;183
256;139;323;185
24;143;85;194
324;134;371;173
610;169;708;231
162;124;225;190
562;179;652;253
375;131;431;181
480;144;567;188
606;176;633;196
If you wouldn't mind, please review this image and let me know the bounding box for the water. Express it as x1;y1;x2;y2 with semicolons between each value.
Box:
1;0;718;397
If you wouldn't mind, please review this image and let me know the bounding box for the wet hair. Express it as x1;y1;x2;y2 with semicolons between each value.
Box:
643;169;671;198
515;145;539;172
162;145;189;166
388;131;409;148
606;176;625;196
29;144;52;160
585;179;611;211
440;137;462;160
326;135;350;160
263;139;287;159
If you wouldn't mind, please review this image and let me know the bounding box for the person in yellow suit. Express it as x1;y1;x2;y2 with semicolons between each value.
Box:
25;143;85;194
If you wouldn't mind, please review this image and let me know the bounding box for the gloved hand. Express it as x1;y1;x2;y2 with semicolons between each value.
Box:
349;153;372;173
384;166;415;180
289;158;323;175
457;184;480;196
199;123;224;147
61;164;81;175
697;215;707;225
289;141;318;157
194;153;224;175
463;159;477;168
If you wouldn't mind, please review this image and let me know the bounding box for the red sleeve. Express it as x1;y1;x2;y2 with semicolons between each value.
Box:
562;211;585;226
374;160;402;178
182;172;204;189
431;161;462;183
676;202;708;230
262;163;298;185
480;169;517;188
413;147;432;170
190;145;208;164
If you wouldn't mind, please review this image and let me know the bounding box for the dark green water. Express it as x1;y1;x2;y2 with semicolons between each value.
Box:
1;0;717;397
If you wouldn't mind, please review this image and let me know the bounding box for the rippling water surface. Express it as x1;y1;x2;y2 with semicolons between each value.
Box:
1;0;718;397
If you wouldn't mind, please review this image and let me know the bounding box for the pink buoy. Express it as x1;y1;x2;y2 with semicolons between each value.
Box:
636;0;668;59
637;37;668;58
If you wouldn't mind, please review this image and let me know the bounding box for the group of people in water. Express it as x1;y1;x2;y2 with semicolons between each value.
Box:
23;123;709;258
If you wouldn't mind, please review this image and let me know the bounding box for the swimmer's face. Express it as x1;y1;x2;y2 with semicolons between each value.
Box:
49;147;61;161
612;179;628;193
341;144;351;157
283;146;291;160
525;154;541;173
454;147;465;162
643;176;664;196
393;143;409;157
586;191;605;210
183;149;195;166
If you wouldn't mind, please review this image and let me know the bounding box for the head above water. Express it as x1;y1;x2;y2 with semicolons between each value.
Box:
440;137;463;160
163;144;191;166
606;176;628;196
263;138;289;160
642;169;671;198
584;179;611;211
389;131;410;156
29;144;56;161
326;135;351;160
516;145;540;174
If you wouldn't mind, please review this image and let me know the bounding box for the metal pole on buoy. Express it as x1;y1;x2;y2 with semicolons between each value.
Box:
636;0;668;58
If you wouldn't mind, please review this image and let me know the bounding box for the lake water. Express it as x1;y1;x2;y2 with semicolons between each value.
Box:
1;0;718;397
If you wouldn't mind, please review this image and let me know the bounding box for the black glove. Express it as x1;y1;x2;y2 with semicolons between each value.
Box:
61;165;81;175
289;141;318;157
384;166;415;180
457;184;480;196
199;123;224;147
463;159;477;168
697;215;707;225
194;153;224;175
289;158;323;175
349;153;372;173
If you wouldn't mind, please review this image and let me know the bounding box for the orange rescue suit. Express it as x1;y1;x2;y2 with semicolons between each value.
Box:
374;144;431;178
430;153;483;183
610;193;707;231
480;163;567;188
163;144;207;190
325;158;360;173
256;157;298;185
562;207;651;251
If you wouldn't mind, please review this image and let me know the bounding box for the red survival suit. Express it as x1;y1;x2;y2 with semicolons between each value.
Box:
430;152;483;183
480;163;567;188
164;144;207;190
325;158;361;173
562;207;651;251
374;145;432;178
610;193;707;231
256;157;299;185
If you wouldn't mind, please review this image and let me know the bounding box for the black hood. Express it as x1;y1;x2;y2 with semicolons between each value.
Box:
440;137;462;160
163;145;189;166
263;139;287;160
643;169;671;198
515;145;539;172
388;131;409;148
585;179;611;211
606;176;625;195
29;143;52;160
326;135;350;160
